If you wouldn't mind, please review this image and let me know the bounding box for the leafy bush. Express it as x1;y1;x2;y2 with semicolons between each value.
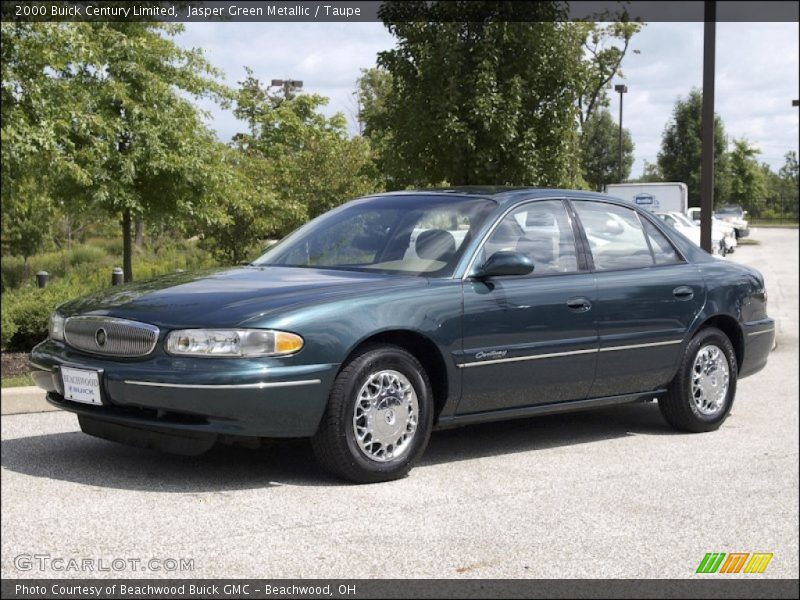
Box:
1;238;221;351
68;244;106;267
0;256;26;290
1;280;101;351
87;236;123;256
1;309;19;348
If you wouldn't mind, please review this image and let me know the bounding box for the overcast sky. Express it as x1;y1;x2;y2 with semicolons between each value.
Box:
176;21;799;177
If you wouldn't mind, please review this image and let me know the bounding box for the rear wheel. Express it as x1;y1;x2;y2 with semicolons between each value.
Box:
659;327;737;432
311;344;434;483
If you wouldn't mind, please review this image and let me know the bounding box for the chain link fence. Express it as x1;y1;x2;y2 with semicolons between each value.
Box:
740;197;799;224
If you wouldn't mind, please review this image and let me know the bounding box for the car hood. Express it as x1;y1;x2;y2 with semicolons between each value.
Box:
58;266;429;328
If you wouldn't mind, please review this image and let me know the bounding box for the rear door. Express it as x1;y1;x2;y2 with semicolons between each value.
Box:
570;199;706;398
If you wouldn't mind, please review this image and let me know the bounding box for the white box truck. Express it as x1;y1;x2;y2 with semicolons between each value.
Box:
605;182;688;214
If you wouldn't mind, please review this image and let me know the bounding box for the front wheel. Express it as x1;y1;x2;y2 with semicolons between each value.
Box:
311;344;434;483
659;327;737;433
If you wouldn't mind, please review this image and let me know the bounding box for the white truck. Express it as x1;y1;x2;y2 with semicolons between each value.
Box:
605;182;688;215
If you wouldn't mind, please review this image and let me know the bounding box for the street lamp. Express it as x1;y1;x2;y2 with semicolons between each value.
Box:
270;79;303;98
614;84;628;182
793;99;799;107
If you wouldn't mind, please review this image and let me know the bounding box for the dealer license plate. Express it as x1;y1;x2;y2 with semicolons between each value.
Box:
61;367;103;405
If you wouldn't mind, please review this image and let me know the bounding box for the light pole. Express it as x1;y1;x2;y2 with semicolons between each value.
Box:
614;84;628;182
700;0;716;253
270;78;303;99
793;100;799;107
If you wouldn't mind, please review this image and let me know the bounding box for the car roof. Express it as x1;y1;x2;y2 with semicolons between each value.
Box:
374;187;624;206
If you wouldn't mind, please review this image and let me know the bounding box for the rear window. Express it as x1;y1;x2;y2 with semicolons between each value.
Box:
573;201;654;271
642;219;683;265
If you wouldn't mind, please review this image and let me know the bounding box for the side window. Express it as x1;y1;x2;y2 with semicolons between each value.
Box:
573;202;654;271
481;200;579;275
642;218;683;265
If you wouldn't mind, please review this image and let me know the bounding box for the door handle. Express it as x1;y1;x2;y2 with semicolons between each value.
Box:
566;297;592;312
673;286;694;300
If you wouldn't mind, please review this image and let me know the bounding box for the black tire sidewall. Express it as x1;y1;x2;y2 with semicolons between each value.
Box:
682;329;738;427
336;346;433;479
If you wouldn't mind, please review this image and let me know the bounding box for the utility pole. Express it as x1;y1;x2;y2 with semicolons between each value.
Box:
700;0;716;253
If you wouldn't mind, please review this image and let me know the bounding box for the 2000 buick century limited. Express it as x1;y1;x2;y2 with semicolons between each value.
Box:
31;188;774;483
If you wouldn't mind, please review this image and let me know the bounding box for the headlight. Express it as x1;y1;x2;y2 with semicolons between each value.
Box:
49;312;65;341
165;329;303;357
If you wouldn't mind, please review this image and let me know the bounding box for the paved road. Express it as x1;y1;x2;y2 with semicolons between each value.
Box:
2;229;797;579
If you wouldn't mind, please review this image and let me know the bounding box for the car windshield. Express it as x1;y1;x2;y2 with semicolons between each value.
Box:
657;214;679;228
671;213;696;227
716;206;743;217
253;195;497;277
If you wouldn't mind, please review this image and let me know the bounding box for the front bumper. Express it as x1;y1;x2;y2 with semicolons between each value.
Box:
31;340;338;439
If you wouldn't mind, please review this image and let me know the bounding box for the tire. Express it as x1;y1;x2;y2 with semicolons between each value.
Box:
659;327;738;433
311;344;434;483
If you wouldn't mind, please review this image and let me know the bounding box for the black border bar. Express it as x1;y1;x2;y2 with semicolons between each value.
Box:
1;1;799;23
3;579;800;599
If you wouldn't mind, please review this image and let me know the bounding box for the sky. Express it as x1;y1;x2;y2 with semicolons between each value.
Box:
176;21;800;177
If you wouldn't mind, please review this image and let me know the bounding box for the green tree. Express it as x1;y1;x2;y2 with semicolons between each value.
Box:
631;160;664;183
778;151;799;195
355;67;393;138
197;147;295;265
575;21;644;127
657;89;730;206
758;151;798;221
1;178;54;279
727;138;766;210
778;151;800;221
580;110;634;190
232;71;381;232
359;5;642;189
371;1;585;188
1;23;76;256
1;22;230;282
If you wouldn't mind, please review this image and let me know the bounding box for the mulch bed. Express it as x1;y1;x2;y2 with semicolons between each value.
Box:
1;352;31;378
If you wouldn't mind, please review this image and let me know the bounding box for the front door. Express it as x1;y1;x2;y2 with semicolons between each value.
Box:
457;199;598;415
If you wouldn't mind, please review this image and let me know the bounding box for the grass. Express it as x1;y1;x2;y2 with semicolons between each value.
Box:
1;373;34;388
750;222;799;229
737;238;760;246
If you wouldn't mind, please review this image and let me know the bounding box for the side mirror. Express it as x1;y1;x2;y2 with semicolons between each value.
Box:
474;251;534;279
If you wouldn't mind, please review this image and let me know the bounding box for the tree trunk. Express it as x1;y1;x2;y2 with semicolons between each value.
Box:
134;218;144;248
122;209;133;283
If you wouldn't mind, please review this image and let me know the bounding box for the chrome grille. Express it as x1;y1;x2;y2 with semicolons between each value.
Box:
64;316;159;357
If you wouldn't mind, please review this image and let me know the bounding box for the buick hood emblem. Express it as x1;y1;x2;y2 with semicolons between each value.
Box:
95;328;107;347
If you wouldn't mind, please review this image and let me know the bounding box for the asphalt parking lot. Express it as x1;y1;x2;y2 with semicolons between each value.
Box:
2;228;798;580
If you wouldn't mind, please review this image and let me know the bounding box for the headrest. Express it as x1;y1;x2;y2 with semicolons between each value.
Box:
515;236;554;265
416;229;456;261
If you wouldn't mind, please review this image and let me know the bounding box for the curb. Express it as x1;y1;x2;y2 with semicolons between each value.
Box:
0;386;58;415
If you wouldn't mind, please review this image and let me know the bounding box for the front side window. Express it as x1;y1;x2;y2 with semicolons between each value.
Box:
475;200;579;276
573;201;654;271
254;195;496;277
